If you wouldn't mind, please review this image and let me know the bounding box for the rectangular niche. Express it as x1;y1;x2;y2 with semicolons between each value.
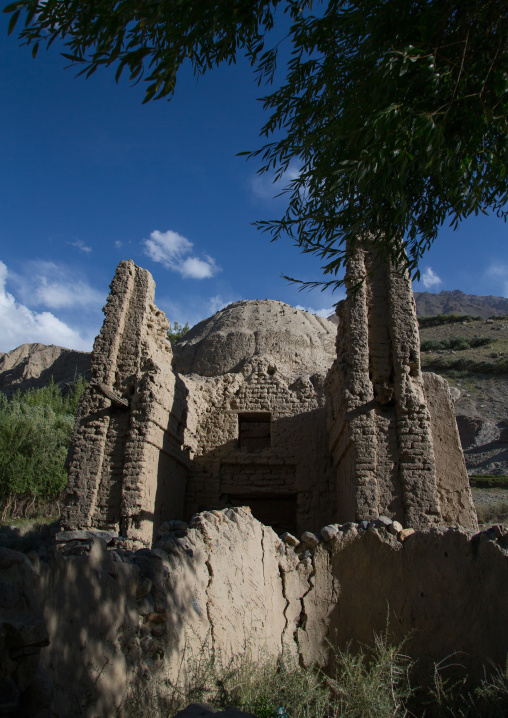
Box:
238;412;271;451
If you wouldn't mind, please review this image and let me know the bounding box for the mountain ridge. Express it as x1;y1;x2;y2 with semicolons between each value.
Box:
414;290;508;319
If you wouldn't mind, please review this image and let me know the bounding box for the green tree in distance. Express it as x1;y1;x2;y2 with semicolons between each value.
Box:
0;377;87;508
168;321;190;344
5;0;508;289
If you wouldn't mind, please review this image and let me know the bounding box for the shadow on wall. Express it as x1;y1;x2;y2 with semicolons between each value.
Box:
326;528;508;684
150;373;190;545
38;535;202;717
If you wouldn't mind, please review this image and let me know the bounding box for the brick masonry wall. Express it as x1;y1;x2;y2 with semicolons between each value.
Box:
182;356;336;535
325;244;477;531
63;261;189;545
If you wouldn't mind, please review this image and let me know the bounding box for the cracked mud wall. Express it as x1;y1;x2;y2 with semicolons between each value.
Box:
32;509;327;717
325;524;508;681
6;513;508;717
326;245;477;531
63;260;189;544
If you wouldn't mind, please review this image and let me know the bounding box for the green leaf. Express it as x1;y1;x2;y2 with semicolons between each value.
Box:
7;8;20;35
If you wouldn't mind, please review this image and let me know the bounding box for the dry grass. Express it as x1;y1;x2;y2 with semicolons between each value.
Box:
475;500;508;527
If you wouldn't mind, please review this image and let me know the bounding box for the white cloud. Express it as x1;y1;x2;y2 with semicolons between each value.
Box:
143;229;219;280
114;240;122;249
421;267;442;290
70;239;92;254
179;256;218;280
12;261;104;310
0;261;94;352
485;263;508;297
251;164;301;201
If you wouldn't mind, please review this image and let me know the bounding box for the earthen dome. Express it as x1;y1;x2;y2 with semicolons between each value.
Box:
172;299;336;377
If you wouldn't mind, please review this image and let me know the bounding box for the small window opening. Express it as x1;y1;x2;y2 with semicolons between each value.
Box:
238;412;271;451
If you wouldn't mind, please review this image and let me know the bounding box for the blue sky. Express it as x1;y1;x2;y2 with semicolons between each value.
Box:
1;11;507;353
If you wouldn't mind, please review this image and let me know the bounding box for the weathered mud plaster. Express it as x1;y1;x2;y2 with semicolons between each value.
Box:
64;257;475;542
63;260;189;544
35;509;325;717
325;245;477;530
422;372;478;527
3;513;508;717
64;262;337;540
173;299;338;534
326;524;508;681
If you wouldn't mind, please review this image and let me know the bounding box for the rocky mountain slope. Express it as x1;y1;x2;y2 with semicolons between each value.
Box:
0;343;91;396
414;290;508;319
418;315;508;475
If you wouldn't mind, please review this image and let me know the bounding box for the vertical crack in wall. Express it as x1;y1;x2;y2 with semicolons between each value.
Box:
261;526;284;656
204;548;216;657
278;562;290;650
295;559;315;667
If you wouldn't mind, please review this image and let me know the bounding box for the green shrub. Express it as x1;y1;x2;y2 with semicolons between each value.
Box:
421;339;443;352
421;336;494;352
418;314;482;328
124;635;508;718
0;378;86;512
167;321;190;344
470;475;508;489
328;633;413;718
470;336;492;348
449;338;469;351
422;357;508;374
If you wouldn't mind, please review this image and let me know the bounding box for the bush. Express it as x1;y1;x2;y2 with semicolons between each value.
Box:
470;475;508;489
421;339;443;352
421;336;494;352
0;378;86;514
418;314;482;328
475;501;508;527
470;336;492;348
427;655;508;717
328;633;413;718
124;634;508;718
127;632;413;718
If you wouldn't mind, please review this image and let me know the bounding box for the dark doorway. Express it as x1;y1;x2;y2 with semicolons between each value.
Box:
228;493;297;535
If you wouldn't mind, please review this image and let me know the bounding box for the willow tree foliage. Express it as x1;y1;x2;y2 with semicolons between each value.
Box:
5;0;508;287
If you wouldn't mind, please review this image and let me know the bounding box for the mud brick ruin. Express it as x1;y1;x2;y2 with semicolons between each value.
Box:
326;244;478;530
63;250;477;544
5;251;503;718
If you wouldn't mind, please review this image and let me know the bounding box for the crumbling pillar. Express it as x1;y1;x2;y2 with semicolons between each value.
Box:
63;260;189;544
326;244;477;531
